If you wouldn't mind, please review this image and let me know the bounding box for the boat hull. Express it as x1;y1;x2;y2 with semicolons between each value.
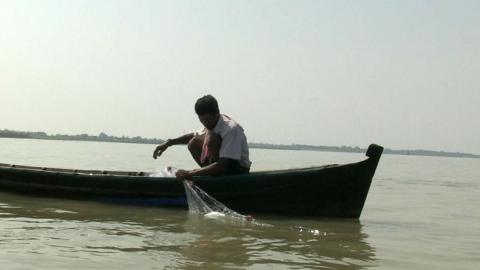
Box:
0;144;383;218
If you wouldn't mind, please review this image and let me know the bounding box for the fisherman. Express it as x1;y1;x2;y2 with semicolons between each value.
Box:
153;95;251;179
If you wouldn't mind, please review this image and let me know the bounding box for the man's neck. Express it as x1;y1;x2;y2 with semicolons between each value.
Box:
207;114;221;131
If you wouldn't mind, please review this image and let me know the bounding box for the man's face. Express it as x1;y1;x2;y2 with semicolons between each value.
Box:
198;113;219;130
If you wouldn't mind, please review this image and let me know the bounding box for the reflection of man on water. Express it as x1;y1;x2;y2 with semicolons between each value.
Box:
153;95;251;179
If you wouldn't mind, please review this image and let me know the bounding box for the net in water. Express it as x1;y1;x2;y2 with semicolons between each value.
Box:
150;167;256;222
183;180;250;220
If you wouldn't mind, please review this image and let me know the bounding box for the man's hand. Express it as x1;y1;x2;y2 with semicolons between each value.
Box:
153;142;169;159
175;169;191;180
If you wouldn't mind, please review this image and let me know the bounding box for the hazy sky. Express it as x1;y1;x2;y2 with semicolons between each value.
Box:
1;0;479;154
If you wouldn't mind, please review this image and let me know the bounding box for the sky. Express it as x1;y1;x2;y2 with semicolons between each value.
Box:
1;0;479;154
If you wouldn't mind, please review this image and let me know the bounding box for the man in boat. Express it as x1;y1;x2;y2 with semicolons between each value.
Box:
153;95;251;179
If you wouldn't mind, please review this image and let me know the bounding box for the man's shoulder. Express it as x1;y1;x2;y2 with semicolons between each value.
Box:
224;115;244;131
214;115;244;136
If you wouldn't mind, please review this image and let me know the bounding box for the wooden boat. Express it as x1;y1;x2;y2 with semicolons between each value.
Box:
0;144;383;218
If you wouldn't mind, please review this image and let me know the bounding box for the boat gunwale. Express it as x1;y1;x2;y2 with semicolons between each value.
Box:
0;161;364;179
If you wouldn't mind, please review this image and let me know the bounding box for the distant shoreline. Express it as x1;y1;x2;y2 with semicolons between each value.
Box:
1;129;478;159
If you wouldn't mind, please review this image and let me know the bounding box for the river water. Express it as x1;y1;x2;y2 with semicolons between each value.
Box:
0;138;478;269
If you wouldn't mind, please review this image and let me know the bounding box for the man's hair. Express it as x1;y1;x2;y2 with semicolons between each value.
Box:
195;95;220;115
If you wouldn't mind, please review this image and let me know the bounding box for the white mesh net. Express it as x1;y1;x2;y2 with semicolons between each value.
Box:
183;180;253;221
149;166;177;177
150;167;260;223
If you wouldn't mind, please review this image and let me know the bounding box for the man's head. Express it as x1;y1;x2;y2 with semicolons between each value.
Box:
195;95;220;130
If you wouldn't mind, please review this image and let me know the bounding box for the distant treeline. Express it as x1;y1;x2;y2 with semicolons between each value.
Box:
249;143;365;153
249;142;479;158
0;129;164;145
1;129;478;158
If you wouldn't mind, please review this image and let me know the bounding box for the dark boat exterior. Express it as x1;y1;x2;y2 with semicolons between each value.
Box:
0;144;383;218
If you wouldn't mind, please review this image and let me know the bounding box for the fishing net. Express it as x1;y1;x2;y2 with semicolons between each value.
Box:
149;166;177;177
183;180;249;220
150;167;256;222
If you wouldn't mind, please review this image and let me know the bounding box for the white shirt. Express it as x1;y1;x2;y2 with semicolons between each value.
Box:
196;115;251;168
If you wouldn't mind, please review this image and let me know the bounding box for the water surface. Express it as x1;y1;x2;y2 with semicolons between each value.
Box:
0;138;479;269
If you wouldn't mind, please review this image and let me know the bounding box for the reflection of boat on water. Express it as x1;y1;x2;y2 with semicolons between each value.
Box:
180;217;376;270
1;190;376;270
0;144;383;218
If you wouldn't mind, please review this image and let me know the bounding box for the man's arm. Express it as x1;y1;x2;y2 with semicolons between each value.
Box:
176;158;231;179
153;133;194;159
